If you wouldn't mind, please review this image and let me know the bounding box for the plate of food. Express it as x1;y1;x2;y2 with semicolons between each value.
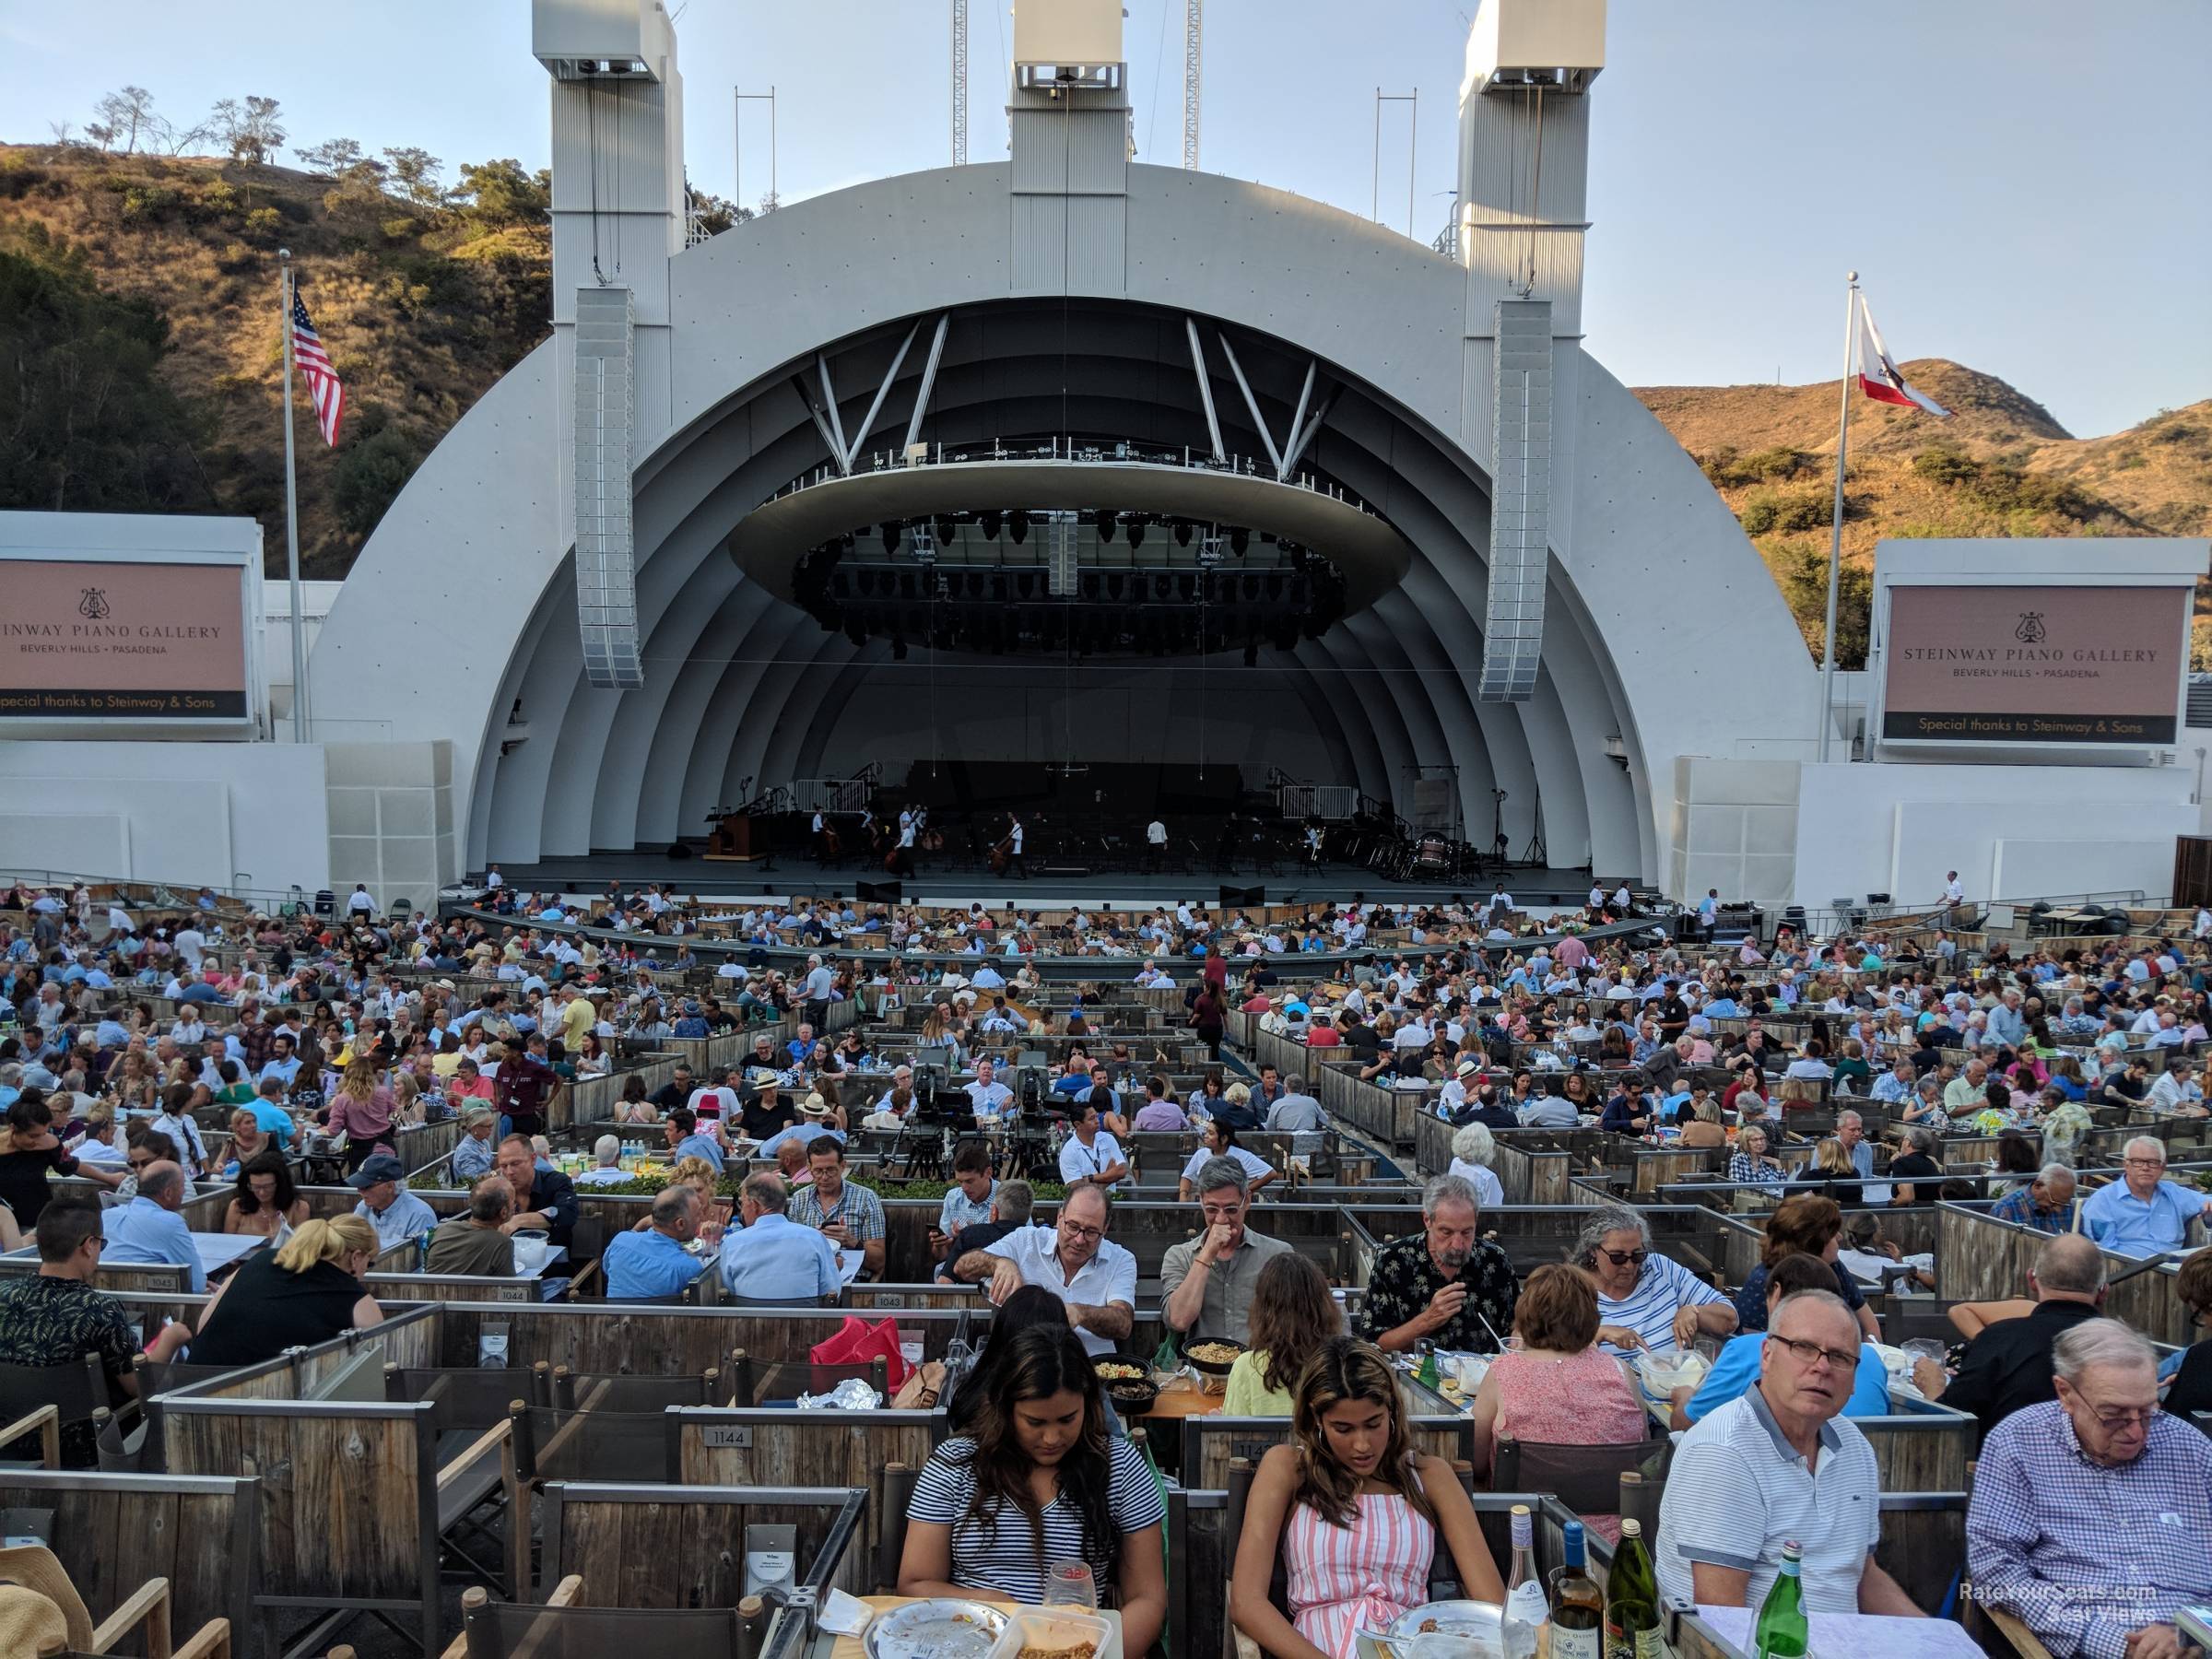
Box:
1092;1358;1159;1412
1180;1337;1244;1378
1366;1598;1504;1659
864;1597;1010;1659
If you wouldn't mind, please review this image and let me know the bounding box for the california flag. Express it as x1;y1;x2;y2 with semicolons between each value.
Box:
1853;294;1949;417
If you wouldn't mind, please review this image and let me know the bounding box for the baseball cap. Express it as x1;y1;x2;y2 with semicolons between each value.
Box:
347;1152;407;1188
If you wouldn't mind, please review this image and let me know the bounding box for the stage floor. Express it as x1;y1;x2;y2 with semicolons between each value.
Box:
478;849;1610;911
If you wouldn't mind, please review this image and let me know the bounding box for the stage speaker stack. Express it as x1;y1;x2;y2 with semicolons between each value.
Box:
856;879;902;903
1218;884;1265;909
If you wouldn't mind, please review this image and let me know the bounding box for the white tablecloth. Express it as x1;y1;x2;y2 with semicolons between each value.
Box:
1693;1606;1983;1659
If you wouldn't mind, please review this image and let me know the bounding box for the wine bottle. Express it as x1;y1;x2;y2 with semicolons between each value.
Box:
1752;1540;1808;1659
1551;1521;1605;1659
1606;1517;1663;1659
1502;1504;1548;1659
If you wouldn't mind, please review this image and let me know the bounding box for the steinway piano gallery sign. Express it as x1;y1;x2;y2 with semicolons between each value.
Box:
0;558;248;719
1881;583;2187;745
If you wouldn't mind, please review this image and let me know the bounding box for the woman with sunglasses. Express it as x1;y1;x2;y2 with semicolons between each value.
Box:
1575;1204;1736;1356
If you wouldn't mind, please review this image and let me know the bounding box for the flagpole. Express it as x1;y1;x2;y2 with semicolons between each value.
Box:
1817;271;1859;764
278;248;308;745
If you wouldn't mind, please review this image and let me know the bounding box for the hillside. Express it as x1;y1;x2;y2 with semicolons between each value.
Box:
1637;363;2212;665
2;140;2205;658
0;144;549;577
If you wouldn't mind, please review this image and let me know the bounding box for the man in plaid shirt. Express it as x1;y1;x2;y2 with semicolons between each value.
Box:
1988;1164;2078;1235
1968;1319;2212;1659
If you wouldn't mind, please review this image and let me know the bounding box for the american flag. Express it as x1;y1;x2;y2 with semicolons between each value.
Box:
288;286;346;446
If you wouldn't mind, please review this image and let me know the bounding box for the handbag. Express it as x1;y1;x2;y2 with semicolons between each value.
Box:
808;1315;912;1391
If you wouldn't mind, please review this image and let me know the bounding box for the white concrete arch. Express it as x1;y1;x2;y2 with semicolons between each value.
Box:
310;159;1819;878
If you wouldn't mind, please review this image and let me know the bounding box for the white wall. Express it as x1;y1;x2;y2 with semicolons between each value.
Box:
0;741;329;896
324;741;460;913
1667;757;1803;905
1794;760;2196;909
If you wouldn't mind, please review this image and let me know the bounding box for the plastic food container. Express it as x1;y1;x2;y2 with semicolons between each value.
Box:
984;1608;1120;1659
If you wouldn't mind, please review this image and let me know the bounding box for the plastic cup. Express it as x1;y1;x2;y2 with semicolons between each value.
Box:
1041;1559;1098;1611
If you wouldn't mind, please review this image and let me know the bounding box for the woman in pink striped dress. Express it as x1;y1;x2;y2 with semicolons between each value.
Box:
1230;1339;1504;1659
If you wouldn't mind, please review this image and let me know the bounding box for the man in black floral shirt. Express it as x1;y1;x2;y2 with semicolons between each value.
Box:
1359;1173;1518;1354
0;1199;187;1465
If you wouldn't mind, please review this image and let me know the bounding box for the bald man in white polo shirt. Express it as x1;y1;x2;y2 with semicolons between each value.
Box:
1656;1289;1923;1617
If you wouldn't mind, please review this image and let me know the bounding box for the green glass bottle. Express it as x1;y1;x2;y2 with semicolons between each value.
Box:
1753;1540;1808;1659
1605;1517;1664;1659
1550;1522;1605;1659
1415;1341;1442;1393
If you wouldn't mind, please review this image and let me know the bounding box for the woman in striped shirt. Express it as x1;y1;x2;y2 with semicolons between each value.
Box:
1576;1205;1738;1356
900;1324;1166;1652
1231;1337;1502;1659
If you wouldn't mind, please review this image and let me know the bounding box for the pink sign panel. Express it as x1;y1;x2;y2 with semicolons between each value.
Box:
0;559;248;720
1882;583;2187;744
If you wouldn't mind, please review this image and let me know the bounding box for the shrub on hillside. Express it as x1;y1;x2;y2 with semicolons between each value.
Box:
1700;446;1809;488
333;412;423;536
1912;444;2096;522
1741;488;1829;535
119;183;182;223
189;180;241;221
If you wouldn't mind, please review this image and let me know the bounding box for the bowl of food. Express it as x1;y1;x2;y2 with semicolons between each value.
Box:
1092;1358;1159;1413
1181;1338;1245;1385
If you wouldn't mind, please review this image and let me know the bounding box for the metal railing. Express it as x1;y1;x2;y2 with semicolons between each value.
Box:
764;433;1383;521
433;900;1665;982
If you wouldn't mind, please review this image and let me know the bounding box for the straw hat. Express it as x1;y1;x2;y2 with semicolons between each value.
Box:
0;1545;91;1652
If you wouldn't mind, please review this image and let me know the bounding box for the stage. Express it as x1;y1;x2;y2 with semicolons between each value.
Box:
476;848;1614;912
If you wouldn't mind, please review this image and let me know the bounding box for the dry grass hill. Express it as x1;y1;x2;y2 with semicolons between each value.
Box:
1637;364;2212;665
3;141;2205;660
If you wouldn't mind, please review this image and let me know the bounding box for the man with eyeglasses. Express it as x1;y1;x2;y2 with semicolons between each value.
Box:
1160;1158;1290;1346
0;1198;190;1465
957;1183;1135;1357
1656;1288;1922;1618
2079;1136;2212;1257
1969;1319;2212;1659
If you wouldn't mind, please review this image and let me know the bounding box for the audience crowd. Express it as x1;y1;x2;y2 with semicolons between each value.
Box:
1;877;2209;1659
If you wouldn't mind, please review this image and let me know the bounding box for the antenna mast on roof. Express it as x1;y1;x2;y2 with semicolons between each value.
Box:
1182;0;1202;169
951;0;970;164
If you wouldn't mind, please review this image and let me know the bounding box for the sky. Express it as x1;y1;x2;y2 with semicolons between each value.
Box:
4;0;2206;437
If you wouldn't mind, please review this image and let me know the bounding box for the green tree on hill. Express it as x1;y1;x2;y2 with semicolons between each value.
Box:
0;224;211;513
456;159;550;227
